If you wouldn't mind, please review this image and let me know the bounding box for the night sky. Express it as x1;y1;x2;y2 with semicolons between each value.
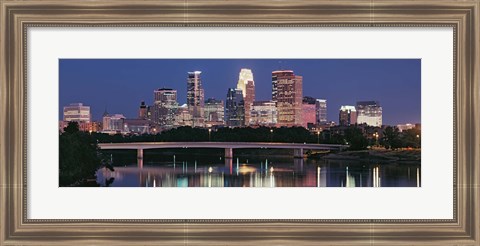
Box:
59;59;421;125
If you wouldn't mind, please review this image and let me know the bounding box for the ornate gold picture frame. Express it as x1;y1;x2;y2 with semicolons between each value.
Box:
1;0;478;244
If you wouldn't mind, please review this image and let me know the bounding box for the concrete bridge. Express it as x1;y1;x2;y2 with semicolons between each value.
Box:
98;142;348;160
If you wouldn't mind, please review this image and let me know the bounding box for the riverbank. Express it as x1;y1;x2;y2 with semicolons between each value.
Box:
310;149;421;163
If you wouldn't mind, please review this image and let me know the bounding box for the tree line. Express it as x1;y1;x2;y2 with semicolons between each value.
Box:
59;122;420;186
92;125;420;150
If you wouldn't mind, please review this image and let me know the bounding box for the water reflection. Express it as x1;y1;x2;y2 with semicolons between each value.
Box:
96;157;421;188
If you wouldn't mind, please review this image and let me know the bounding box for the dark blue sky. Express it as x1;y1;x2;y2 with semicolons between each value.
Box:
59;59;421;125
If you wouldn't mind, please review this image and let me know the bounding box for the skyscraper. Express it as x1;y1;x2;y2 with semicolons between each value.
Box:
356;101;382;127
204;98;225;127
236;69;255;125
152;88;178;129
339;105;357;126
302;96;316;128
315;99;327;124
225;88;245;127
273;70;303;127
187;71;205;127
63;103;91;123
250;100;277;126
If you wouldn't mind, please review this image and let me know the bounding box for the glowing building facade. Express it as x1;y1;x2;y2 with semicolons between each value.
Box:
302;97;316;128
152;88;178;129
250;100;277;126
225;88;245;127
356;101;382;127
204;98;225;127
187;71;205;127
236;69;255;125
339;105;357;126
63;103;91;123
397;123;415;132
102;113;126;134
315;99;327;124
174;104;193;127
273;70;303;127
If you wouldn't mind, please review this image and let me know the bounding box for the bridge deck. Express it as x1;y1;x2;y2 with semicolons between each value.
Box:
98;142;347;150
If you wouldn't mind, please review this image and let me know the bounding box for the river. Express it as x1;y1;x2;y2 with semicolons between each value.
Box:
96;149;420;187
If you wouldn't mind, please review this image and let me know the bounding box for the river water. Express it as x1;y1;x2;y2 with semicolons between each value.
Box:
96;150;420;187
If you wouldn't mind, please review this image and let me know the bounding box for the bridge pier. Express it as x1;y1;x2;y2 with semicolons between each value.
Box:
137;148;143;159
137;149;144;169
225;148;233;159
294;148;304;158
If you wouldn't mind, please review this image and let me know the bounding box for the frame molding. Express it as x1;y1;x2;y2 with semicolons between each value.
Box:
1;0;478;245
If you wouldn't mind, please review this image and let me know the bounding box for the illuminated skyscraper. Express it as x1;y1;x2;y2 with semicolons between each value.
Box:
273;70;303;127
356;101;382;127
187;71;205;127
250;100;277;126
339;105;357;126
204;98;225;127
60;103;99;133
236;69;255;125
63;103;91;123
225;88;245;127
153;88;178;129
302;97;316;128
315;99;327;124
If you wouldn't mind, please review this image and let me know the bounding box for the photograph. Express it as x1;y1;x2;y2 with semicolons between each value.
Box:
59;59;421;187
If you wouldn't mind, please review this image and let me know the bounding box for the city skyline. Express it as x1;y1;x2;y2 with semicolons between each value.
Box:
59;59;421;125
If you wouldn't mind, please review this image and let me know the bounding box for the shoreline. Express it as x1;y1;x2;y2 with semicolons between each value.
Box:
310;149;421;163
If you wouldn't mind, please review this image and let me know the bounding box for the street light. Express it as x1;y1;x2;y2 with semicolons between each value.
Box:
153;128;156;142
270;129;274;142
374;132;379;146
208;128;212;142
317;131;320;144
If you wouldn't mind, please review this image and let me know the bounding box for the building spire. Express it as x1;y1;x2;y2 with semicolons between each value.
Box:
103;105;109;117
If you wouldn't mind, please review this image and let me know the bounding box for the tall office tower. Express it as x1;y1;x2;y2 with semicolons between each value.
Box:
356;101;383;127
152;88;178;129
315;99;327;124
273;70;303;127
63;103;91;123
250;100;277;126
339;105;357;126
204;98;225;127
187;71;205;127
236;69;255;125
225;88;245;127
302;96;316;128
139;101;148;119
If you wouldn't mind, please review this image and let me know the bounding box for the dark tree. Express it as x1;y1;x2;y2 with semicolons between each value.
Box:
401;128;421;148
59;122;102;186
383;126;402;150
63;121;79;134
344;127;368;150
